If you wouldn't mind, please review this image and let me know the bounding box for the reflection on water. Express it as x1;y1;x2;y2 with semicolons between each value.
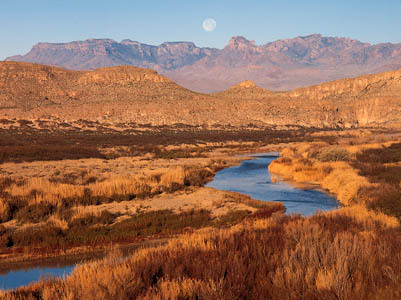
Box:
0;154;338;291
206;154;338;215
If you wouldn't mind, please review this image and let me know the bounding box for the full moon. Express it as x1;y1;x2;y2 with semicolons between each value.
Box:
202;18;216;32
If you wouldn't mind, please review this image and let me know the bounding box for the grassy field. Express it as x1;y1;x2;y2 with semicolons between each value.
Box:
0;125;300;263
1;126;401;299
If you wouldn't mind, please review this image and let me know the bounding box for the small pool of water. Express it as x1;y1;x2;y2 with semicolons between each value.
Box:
206;154;338;215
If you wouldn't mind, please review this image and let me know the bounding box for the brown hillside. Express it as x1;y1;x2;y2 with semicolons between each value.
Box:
0;62;400;128
0;62;199;110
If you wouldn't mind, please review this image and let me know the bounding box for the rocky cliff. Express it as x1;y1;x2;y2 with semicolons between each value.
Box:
0;62;400;129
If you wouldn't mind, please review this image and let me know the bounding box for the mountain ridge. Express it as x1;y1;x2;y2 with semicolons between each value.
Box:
6;34;401;93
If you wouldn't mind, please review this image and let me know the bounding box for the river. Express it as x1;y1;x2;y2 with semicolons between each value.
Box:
206;153;338;215
0;153;338;290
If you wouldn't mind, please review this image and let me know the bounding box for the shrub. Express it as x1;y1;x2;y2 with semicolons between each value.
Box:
15;203;55;223
184;167;213;187
10;225;64;248
356;142;401;164
0;177;16;192
69;211;118;228
298;158;313;167
359;184;401;220
216;210;250;226
316;147;350;162
353;163;401;186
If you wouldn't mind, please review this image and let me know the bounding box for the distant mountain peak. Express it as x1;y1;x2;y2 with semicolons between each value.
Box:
302;33;323;39
227;36;256;49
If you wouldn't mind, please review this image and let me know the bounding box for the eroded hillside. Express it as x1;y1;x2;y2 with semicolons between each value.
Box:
0;61;400;129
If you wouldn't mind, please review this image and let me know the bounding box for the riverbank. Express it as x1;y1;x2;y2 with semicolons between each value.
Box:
268;140;401;223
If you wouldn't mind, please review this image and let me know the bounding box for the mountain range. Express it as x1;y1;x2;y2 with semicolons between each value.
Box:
6;34;401;92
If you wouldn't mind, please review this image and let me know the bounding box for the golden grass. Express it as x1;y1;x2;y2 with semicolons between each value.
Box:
346;141;397;154
320;204;399;229
269;146;372;206
47;215;69;230
4;206;401;299
89;175;152;197
321;165;370;205
160;166;186;187
6;178;84;206
141;278;223;300
3;165;213;208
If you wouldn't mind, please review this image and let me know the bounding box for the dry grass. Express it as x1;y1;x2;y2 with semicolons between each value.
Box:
321;165;370;205
347;141;396;154
269;139;401;224
269;145;372;206
3;206;401;300
269;155;367;205
5;178;84;206
2;163;218;208
318;205;399;229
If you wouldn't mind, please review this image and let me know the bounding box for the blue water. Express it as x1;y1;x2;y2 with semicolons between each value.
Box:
206;154;338;215
0;265;74;290
0;154;338;291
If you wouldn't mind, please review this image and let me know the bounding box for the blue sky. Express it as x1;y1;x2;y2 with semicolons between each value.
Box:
1;0;401;60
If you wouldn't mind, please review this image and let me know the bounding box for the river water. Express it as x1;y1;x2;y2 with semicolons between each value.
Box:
0;154;338;290
206;154;338;215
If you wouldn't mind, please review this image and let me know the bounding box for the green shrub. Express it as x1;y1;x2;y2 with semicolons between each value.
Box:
316;147;350;162
217;210;250;226
10;225;64;248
